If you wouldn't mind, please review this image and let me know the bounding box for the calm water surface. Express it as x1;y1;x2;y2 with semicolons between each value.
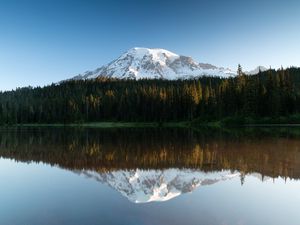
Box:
0;127;299;225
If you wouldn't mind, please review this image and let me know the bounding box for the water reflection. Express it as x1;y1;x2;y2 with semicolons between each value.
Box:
79;169;239;203
0;127;299;181
1;127;300;225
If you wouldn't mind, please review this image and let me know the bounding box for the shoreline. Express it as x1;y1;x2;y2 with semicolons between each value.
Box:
2;121;300;128
5;122;189;128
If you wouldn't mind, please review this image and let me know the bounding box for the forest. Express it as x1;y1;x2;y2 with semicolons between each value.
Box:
1;66;300;124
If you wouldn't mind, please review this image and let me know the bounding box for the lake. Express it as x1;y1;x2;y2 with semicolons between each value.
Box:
0;127;299;225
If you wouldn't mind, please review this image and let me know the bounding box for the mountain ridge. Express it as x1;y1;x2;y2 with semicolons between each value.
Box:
245;66;268;75
70;47;236;80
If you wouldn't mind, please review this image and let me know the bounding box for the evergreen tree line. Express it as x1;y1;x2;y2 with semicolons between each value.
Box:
1;67;300;124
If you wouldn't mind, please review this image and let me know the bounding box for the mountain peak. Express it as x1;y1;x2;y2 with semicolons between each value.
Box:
245;66;268;75
128;47;179;58
70;47;236;80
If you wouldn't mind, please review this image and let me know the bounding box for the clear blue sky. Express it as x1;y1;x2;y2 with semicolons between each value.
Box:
0;0;300;90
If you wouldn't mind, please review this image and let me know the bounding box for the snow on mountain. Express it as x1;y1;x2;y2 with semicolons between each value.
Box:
245;66;268;75
71;47;236;80
80;169;239;203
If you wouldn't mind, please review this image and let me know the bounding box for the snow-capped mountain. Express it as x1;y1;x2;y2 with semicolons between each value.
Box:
80;169;239;203
71;47;236;80
245;66;268;75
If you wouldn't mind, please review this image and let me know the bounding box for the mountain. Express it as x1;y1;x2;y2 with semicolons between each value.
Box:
70;47;236;80
80;169;239;203
245;66;268;75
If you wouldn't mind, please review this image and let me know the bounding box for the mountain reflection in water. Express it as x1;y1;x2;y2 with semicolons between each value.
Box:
1;127;300;225
1;127;300;203
78;169;239;203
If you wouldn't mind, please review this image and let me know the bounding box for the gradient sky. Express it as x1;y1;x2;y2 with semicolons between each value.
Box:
1;0;300;90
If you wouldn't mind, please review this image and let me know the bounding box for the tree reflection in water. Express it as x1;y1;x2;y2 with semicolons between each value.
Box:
0;127;299;180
